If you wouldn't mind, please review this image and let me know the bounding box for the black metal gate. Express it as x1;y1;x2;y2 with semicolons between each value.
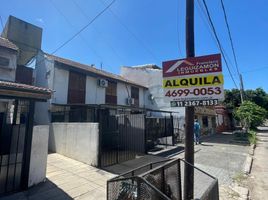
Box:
99;108;146;167
0;100;32;196
145;114;175;152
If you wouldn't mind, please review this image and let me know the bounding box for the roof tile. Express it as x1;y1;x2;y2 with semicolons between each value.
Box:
0;37;19;51
45;53;148;89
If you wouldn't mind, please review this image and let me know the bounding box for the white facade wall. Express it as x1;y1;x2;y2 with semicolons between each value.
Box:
121;66;185;125
117;82;131;106
85;76;105;104
52;67;69;104
33;51;148;125
0;49;17;82
49;123;99;166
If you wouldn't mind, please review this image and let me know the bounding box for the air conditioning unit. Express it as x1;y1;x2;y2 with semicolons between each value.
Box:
98;79;108;88
126;97;135;105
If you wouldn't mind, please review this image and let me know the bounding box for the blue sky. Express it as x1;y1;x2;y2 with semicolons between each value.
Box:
1;0;267;91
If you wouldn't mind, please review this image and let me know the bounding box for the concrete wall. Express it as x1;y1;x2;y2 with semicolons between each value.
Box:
117;82;131;105
49;123;99;166
33;52;55;125
85;76;105;104
2;16;42;65
0;48;17;82
28;125;49;187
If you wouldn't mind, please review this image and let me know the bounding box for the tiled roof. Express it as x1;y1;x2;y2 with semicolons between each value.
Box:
0;80;52;100
45;53;148;89
0;37;19;51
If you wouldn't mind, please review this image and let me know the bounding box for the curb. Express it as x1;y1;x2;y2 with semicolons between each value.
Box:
249;144;256;156
233;185;249;200
244;155;253;175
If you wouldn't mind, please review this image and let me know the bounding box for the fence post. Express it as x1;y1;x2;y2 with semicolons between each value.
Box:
170;113;175;146
161;167;166;194
97;106;102;167
144;114;147;153
178;159;182;200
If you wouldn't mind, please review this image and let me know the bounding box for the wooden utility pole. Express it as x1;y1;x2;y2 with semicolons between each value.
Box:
184;0;195;199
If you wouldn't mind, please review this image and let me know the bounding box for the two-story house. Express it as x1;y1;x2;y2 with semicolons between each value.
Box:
31;52;149;124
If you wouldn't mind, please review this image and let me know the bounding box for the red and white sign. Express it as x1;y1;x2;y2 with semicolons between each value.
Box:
162;54;224;107
163;53;222;77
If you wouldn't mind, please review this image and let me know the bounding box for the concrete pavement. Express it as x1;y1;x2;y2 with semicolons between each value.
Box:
247;127;268;200
173;132;250;199
1;153;115;200
1;132;250;200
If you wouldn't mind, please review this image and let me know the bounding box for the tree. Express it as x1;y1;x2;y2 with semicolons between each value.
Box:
235;101;267;129
224;88;268;113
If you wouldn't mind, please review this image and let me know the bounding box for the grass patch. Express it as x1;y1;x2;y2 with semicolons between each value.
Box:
248;130;257;145
233;172;247;185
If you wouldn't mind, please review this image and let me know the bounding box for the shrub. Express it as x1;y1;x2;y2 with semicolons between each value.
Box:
235;101;267;129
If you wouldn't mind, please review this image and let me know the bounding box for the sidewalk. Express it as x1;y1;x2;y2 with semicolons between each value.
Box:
1;153;115;200
247;127;268;200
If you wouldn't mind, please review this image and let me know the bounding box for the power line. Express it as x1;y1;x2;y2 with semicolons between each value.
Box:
196;0;238;80
202;0;239;89
49;0;103;62
98;0;159;61
51;0;116;55
220;0;240;76
71;0;126;64
33;0;116;68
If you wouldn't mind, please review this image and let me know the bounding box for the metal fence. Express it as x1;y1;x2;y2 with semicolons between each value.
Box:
51;104;180;168
107;158;219;200
0;99;33;196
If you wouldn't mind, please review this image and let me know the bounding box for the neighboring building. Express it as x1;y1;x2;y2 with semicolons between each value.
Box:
194;106;217;135
215;105;234;132
121;64;218;136
0;27;52;196
0;37;18;82
30;52;149;124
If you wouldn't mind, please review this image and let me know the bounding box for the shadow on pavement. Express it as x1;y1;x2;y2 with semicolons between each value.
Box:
1;179;72;200
200;132;249;146
153;146;184;157
103;155;169;175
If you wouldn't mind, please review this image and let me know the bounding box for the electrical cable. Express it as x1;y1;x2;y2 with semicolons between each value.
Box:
70;0;125;64
98;0;159;61
50;0;116;55
220;0;240;76
197;0;238;80
202;0;239;89
33;0;116;68
49;0;103;62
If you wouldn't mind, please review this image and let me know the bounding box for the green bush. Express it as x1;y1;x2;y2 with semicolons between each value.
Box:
248;130;257;145
234;101;267;129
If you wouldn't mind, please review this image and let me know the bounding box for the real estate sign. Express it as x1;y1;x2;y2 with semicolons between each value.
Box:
162;54;224;107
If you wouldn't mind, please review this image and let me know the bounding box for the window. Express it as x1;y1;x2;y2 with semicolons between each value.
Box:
0;56;10;67
67;71;86;104
131;86;139;106
105;81;117;104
